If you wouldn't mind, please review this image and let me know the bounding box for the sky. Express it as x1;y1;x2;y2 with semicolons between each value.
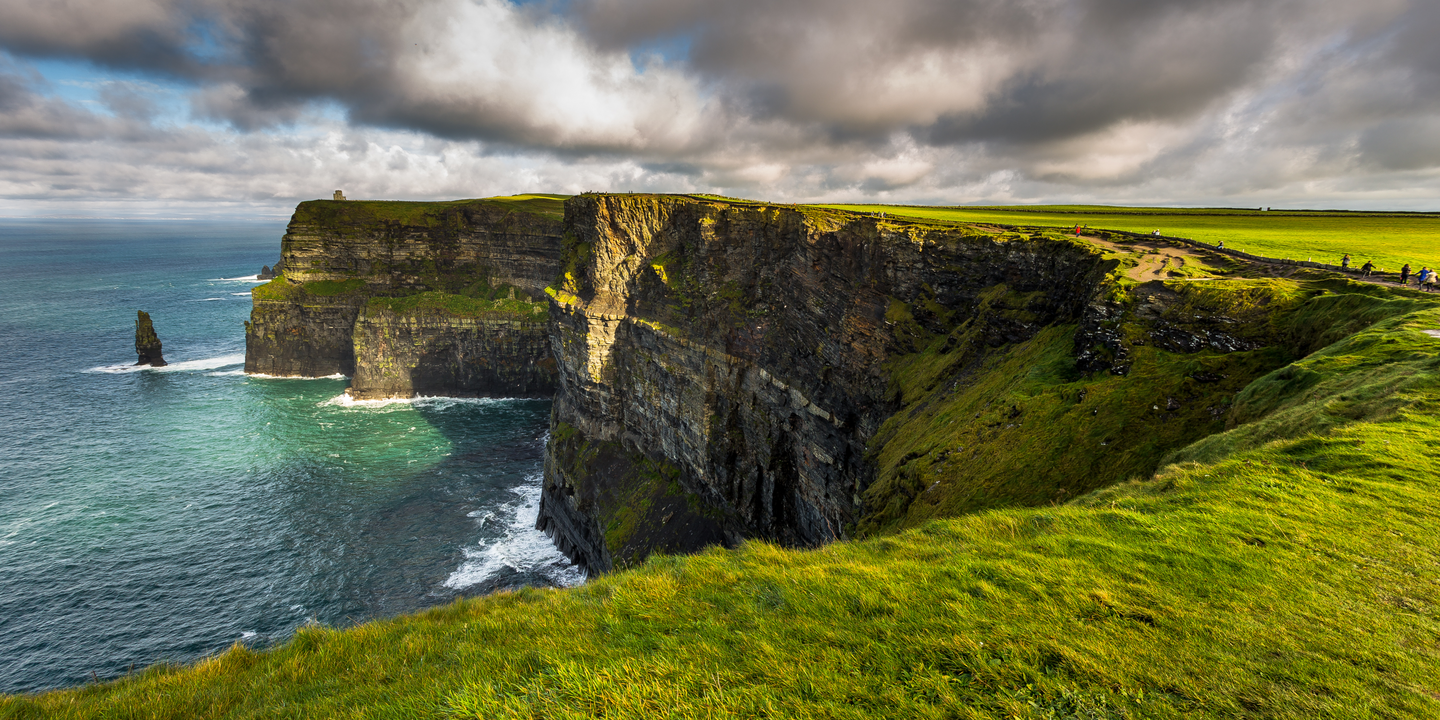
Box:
1;0;1437;218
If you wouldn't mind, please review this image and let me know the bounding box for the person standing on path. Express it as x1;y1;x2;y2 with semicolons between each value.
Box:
1361;260;1375;277
1418;267;1432;291
1401;263;1411;285
1341;253;1351;270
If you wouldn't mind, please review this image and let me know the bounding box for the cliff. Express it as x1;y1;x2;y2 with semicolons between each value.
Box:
243;192;1378;576
243;195;565;397
536;195;1123;571
534;195;1360;573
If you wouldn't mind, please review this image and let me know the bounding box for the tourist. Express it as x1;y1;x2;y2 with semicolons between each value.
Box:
1361;260;1374;278
1400;263;1412;285
1341;253;1351;270
1419;267;1433;291
1217;241;1225;250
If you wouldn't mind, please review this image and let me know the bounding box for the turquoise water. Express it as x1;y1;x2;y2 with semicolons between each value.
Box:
0;220;579;694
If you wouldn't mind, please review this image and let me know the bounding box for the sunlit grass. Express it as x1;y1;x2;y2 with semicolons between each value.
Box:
8;306;1440;718
819;204;1440;273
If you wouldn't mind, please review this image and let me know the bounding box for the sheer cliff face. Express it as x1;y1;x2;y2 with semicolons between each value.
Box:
349;311;556;400
279;200;564;296
244;199;564;387
537;196;1111;572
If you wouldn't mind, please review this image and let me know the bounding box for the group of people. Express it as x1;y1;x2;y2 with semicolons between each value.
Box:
1399;263;1437;291
1348;254;1439;291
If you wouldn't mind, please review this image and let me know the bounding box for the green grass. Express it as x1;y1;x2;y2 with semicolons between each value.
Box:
10;277;1440;717
860;276;1326;534
291;195;570;227
819;204;1440;274
14;197;1440;717
9;317;1440;717
250;278;366;303
367;286;547;322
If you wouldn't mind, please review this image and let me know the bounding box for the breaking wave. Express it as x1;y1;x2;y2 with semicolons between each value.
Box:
86;353;245;374
319;393;517;411
444;481;584;591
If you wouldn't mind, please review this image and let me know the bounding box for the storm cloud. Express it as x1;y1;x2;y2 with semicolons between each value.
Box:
0;0;1436;212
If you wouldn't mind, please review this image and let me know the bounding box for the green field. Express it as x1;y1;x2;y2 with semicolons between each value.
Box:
6;298;1440;718
819;204;1440;274
8;202;1440;718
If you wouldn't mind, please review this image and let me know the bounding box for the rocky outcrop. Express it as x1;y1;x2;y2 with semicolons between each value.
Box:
349;302;556;399
244;197;565;383
536;195;1112;573
245;287;366;377
135;310;166;367
277;199;562;295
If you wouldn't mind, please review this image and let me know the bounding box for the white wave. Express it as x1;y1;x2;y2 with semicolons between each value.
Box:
210;275;265;282
189;297;225;302
206;369;248;376
319;393;517;410
247;372;348;380
231;292;253;296
444;481;584;591
87;353;245;374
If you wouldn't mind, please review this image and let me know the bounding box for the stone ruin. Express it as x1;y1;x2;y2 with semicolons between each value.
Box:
333;190;347;201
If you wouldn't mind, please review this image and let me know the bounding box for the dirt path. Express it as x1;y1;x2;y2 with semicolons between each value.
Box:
1079;233;1435;292
1081;234;1219;281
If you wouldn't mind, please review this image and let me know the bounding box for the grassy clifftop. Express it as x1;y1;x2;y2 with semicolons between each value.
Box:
290;194;568;227
6;311;1440;717
10;260;1440;717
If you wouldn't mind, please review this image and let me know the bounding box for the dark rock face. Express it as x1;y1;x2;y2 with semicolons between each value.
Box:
243;199;564;381
245;294;365;377
258;265;275;280
536;195;1112;573
276;200;562;295
349;309;558;399
134;310;166;367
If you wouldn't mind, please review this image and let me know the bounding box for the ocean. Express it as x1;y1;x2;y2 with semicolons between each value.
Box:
0;219;580;694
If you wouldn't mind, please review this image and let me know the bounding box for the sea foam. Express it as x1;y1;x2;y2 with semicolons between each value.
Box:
443;480;584;591
319;393;515;410
247;372;348;380
209;275;265;282
87;353;245;374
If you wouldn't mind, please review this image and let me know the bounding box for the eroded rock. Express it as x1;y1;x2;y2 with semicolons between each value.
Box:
135;310;167;367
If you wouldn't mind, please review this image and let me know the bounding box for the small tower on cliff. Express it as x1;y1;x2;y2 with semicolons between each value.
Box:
333;190;347;201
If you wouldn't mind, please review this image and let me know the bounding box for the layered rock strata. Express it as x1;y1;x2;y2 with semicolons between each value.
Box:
536;195;1113;572
350;307;556;399
244;198;564;389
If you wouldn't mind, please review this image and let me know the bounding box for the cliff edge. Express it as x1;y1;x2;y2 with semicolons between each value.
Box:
536;195;1118;571
243;195;565;398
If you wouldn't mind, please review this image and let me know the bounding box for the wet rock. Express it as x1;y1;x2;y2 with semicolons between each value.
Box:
134;310;167;367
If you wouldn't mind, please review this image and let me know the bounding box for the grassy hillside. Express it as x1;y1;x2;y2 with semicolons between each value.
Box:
819;204;1440;273
7;269;1440;716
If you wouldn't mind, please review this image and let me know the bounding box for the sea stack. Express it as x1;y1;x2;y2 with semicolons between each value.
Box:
135;311;167;367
